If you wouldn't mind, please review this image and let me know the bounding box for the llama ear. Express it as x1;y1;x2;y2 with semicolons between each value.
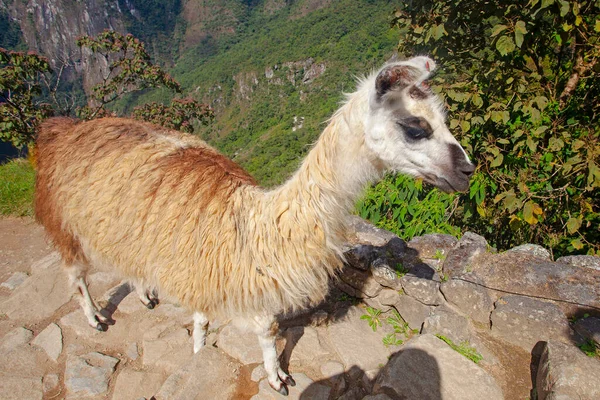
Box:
375;56;436;99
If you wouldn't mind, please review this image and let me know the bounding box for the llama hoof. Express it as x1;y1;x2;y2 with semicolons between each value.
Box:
95;322;108;332
270;382;288;396
145;300;156;309
283;376;295;387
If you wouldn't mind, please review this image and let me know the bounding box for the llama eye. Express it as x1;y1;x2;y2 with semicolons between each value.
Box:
397;117;431;140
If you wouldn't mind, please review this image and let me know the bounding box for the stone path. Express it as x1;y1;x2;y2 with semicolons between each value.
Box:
1;217;599;399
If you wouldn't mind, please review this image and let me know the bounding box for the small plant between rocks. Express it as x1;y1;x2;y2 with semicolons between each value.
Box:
394;262;409;278
361;307;382;332
578;340;600;358
435;334;483;364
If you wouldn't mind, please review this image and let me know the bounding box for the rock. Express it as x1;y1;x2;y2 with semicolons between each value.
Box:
440;279;494;325
443;232;488;277
64;352;119;397
310;310;329;326
143;324;193;374
373;334;503;400
155;346;241;400
327;306;394;371
0;255;71;322
1;271;29;290
0;376;42;400
556;255;600;271
1;327;33;350
126;342;139;360
42;374;60;395
31;323;63;362
377;288;402;306
506;244;552;260
573;317;600;344
217;324;263;364
458;252;600;313
363;296;393;313
407;234;458;259
283;326;331;364
491;295;577;351
252;373;329;400
400;275;441;305
536;340;600;400
345;244;378;271
251;364;267;382
362;395;393;400
370;258;401;289
423;305;471;345
112;369;164;400
347;216;399;247
338;266;382;298
0;340;45;378
393;294;433;331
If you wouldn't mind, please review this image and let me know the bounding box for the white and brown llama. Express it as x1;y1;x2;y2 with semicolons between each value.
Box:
34;56;474;395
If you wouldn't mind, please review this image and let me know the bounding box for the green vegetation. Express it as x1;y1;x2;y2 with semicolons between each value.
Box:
393;262;409;278
0;159;35;216
578;340;600;358
361;306;383;332
357;174;461;241
435;334;483;364
372;0;600;257
382;309;418;347
162;0;399;186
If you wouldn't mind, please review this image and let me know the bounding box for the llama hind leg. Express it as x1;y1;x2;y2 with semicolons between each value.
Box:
253;316;295;395
65;263;110;331
193;312;209;353
134;280;159;309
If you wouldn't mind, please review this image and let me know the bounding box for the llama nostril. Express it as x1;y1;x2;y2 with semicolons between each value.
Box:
461;162;476;177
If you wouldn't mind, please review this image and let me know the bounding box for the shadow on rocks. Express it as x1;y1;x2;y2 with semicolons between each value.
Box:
299;348;442;400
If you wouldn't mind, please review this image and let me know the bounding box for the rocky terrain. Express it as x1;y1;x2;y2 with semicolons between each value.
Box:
0;216;599;399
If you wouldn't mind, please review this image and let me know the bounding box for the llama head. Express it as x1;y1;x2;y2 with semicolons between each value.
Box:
363;56;475;192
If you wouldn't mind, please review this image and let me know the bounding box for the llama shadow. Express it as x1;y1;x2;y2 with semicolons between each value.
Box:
97;281;134;324
299;347;442;399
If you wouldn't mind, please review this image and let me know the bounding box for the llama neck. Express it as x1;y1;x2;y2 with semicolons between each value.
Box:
271;94;384;240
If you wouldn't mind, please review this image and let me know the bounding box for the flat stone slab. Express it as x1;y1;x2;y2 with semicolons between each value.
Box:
536;340;600;400
1;271;29;290
112;369;164;400
154;346;241;400
491;295;577;351
400;275;441;305
31;323;63;362
393;293;433;331
327;306;394;372
143;324;193;374
1;326;33;350
65;351;119;397
0;254;71;322
373;334;503;400
0;376;42;400
283;326;332;365
217;324;264;364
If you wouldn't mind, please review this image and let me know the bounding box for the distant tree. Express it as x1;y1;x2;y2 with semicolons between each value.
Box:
0;49;53;149
132;98;214;133
76;30;182;119
384;0;600;255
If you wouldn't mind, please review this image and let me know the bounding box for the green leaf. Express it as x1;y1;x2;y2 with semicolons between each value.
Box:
523;201;540;225
559;0;570;17
491;24;508;37
596;19;600;32
566;217;582;234
548;137;564;151
540;0;555;9
515;21;527;48
490;154;504;168
571;238;584;250
471;93;483;108
496;36;516;56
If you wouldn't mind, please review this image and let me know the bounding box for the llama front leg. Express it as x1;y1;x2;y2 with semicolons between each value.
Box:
64;263;111;331
253;316;295;395
193;311;209;353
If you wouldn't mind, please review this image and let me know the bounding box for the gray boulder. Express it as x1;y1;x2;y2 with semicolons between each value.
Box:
556;255;600;271
440;279;494;325
491;295;578;351
536;340;600;400
442;232;489;277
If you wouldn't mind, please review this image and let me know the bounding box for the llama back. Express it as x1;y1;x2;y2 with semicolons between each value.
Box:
35;118;262;314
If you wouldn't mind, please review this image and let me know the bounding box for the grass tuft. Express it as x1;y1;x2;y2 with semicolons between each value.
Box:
0;158;35;216
436;334;483;364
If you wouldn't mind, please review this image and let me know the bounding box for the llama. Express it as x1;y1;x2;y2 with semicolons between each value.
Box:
34;56;474;395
